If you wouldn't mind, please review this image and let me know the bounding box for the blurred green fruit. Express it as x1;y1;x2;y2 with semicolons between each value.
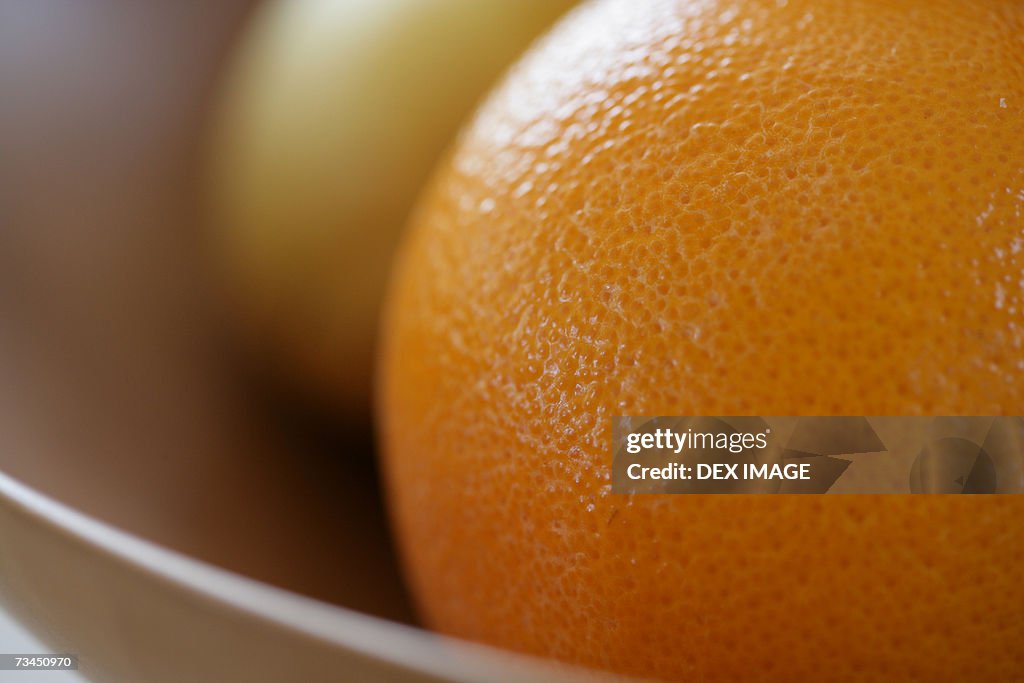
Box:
207;0;578;414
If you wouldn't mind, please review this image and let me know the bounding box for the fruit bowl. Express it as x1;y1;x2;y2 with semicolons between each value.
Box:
5;0;1021;680
0;469;618;683
0;3;618;680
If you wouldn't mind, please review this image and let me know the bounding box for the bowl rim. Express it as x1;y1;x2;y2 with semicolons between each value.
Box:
0;469;619;683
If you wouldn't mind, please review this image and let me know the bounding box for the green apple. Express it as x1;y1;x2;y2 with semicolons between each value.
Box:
207;0;579;415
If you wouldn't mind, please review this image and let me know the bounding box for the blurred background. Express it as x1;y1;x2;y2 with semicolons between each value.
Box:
0;0;411;629
0;0;577;656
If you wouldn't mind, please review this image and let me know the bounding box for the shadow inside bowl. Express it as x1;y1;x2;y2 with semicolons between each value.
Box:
0;0;414;626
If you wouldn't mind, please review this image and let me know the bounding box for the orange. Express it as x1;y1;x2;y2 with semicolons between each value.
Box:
378;0;1024;681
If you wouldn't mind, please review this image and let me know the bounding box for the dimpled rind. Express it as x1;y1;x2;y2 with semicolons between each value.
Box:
379;0;1024;681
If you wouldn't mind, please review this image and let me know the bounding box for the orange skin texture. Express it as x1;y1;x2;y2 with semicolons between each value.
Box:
379;0;1024;680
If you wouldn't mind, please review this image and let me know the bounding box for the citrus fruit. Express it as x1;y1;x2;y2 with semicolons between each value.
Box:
379;0;1024;680
206;0;578;414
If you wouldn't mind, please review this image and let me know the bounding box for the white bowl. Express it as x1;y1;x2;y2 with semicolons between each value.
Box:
0;470;624;682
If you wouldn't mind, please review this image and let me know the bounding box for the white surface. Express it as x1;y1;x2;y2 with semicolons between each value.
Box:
0;610;85;682
0;470;608;683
